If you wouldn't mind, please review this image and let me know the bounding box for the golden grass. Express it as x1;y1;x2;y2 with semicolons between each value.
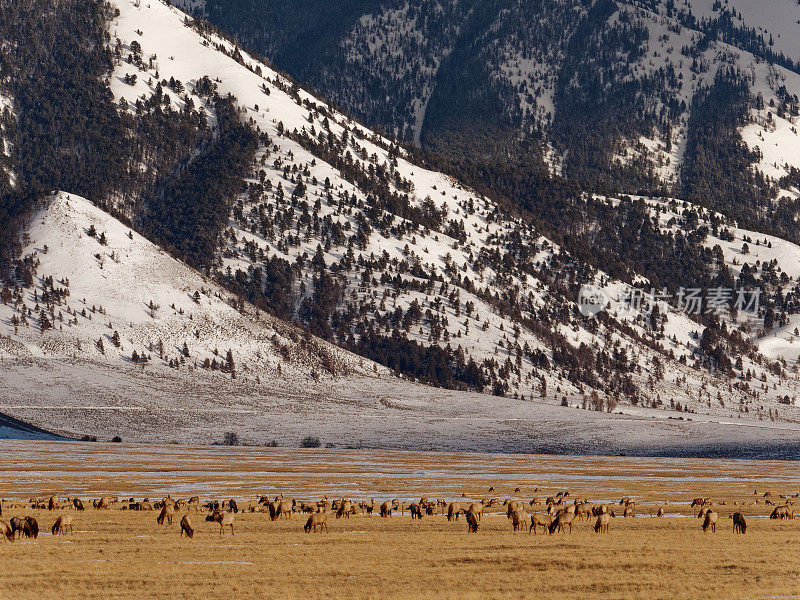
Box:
2;508;800;600
2;442;800;599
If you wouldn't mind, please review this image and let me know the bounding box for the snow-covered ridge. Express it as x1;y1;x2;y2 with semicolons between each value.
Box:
0;192;378;384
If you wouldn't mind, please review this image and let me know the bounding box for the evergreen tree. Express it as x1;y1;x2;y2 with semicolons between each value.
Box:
225;349;235;374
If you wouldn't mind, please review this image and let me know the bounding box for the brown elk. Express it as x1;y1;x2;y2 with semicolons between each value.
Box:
701;510;718;533
0;520;14;542
52;515;73;535
594;512;610;533
529;513;551;535
180;515;194;538
575;502;594;521
468;502;484;520
336;499;353;519
691;497;712;508
732;512;747;534
770;505;794;519
10;517;31;539
465;510;479;533
447;502;461;521
549;511;575;534
305;512;328;533
157;503;175;525
13;516;38;539
270;501;292;521
206;510;234;535
510;509;527;532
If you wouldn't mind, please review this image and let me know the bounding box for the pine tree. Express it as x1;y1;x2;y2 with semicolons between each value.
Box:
182;341;190;357
225;349;235;374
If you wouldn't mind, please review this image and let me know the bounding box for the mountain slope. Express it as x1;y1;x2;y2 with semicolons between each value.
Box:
193;0;800;197
1;192;376;377
2;0;800;448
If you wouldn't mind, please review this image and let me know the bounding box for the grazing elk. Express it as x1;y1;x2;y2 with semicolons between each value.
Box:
465;510;479;533
270;501;292;521
701;510;718;533
770;505;795;520
0;520;14;542
510;509;527;532
336;499;353;519
52;515;73;535
157;503;175;525
691;498;712;508
732;512;747;534
575;502;594;521
529;513;551;535
304;512;328;533
10;517;31;539
549;511;575;534
180;515;194;539
447;503;461;521
594;513;610;534
468;502;484;520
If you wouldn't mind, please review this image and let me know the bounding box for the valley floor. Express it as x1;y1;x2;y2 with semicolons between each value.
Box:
3;358;800;457
2;443;800;599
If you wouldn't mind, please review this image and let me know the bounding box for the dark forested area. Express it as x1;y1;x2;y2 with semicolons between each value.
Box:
0;0;259;278
141;96;259;271
680;69;779;237
0;0;128;206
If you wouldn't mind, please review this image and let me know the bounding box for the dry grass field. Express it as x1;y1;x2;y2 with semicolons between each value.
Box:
2;441;800;599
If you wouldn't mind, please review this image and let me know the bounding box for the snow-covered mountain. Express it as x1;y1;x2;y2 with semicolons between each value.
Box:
2;0;800;450
195;0;800;194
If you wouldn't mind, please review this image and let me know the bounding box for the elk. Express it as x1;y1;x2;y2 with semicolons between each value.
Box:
52;515;73;535
206;510;234;535
180;515;194;538
304;512;328;533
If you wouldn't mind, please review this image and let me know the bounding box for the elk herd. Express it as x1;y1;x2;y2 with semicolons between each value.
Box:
0;488;797;544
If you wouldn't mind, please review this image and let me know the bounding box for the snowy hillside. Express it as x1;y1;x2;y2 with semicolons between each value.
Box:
0;192;379;382
192;0;800;193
